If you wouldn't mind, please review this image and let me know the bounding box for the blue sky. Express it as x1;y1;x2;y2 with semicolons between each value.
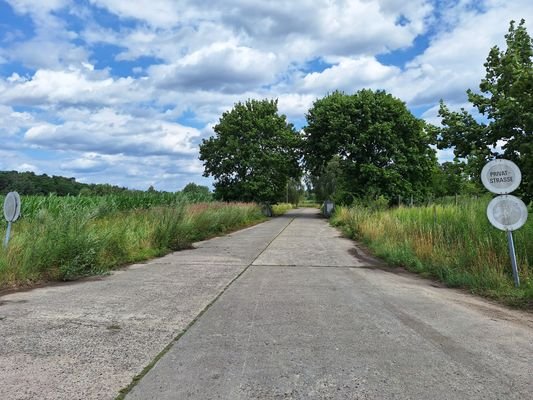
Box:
0;0;531;191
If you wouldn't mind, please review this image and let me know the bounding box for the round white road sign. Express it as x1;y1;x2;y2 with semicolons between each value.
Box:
481;159;521;194
3;191;21;222
487;195;528;231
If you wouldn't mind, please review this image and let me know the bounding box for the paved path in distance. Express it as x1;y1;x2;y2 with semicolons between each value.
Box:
127;208;533;400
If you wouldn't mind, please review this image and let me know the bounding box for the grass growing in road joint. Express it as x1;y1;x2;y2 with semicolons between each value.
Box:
331;199;533;307
0;201;264;290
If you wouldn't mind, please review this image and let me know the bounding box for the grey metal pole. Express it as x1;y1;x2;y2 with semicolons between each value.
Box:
506;230;520;287
3;221;12;248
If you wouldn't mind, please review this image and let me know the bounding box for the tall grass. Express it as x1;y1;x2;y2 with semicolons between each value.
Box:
331;198;533;306
0;191;211;220
0;200;264;289
272;203;295;216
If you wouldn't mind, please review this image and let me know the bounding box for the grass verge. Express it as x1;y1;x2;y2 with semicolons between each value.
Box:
0;202;265;290
331;200;533;308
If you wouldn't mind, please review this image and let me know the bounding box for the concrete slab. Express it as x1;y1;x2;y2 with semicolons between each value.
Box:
127;266;533;399
127;208;533;400
253;208;383;268
0;214;293;400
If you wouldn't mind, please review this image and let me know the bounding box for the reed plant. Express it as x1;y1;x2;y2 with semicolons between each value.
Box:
331;198;533;306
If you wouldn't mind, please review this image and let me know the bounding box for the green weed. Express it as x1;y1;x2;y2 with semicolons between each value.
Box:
0;199;263;289
331;199;533;307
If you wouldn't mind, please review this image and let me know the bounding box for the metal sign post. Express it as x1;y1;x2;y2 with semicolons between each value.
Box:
481;160;527;288
506;230;520;287
3;191;21;248
3;221;12;248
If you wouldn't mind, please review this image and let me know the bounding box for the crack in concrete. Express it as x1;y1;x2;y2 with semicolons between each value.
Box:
116;217;296;399
251;264;381;269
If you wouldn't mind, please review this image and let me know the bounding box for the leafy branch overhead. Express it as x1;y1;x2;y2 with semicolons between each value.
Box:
438;19;533;202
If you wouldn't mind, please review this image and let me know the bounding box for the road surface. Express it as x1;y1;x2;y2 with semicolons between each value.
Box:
127;208;533;399
0;208;531;399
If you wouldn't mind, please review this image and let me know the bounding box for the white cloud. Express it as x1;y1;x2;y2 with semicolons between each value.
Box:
6;0;69;16
149;42;279;93
299;57;400;93
24;108;201;157
2;0;89;70
276;93;316;120
290;0;533;110
392;0;533;106
0;68;145;107
15;163;40;173
6;39;89;70
0;105;35;135
88;0;183;28
1;0;532;189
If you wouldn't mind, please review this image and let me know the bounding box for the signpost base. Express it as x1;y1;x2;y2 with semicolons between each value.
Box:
506;230;520;288
3;221;12;248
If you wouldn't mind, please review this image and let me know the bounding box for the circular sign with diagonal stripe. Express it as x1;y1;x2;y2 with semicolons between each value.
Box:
486;195;528;231
3;191;21;222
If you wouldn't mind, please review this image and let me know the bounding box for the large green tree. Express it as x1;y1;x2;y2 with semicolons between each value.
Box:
438;19;532;201
304;89;437;204
199;99;301;203
430;161;482;198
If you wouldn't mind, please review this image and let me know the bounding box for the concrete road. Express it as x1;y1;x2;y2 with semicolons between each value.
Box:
127;208;533;400
1;209;532;400
0;213;291;400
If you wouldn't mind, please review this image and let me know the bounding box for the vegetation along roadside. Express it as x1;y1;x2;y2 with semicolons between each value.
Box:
331;198;533;308
0;193;265;291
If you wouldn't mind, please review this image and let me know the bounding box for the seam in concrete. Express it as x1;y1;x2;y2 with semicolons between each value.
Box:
115;217;295;399
252;264;381;269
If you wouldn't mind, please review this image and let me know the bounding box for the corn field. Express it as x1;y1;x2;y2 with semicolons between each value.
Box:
0;191;211;220
0;193;263;289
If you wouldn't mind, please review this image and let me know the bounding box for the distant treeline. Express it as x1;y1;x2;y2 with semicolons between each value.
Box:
0;170;212;199
0;170;131;196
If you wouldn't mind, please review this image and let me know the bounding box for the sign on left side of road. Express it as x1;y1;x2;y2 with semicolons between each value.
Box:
3;191;21;222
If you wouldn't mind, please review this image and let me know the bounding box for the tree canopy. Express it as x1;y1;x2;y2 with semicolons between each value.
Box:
304;89;437;204
438;19;532;201
199;99;301;203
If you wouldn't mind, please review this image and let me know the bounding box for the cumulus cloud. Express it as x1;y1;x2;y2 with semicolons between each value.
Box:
276;93;317;120
0;68;146;107
24;108;201;157
149;42;279;93
88;0;184;28
2;0;90;70
60;156;109;173
299;57;400;93
0;105;35;135
1;0;532;189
